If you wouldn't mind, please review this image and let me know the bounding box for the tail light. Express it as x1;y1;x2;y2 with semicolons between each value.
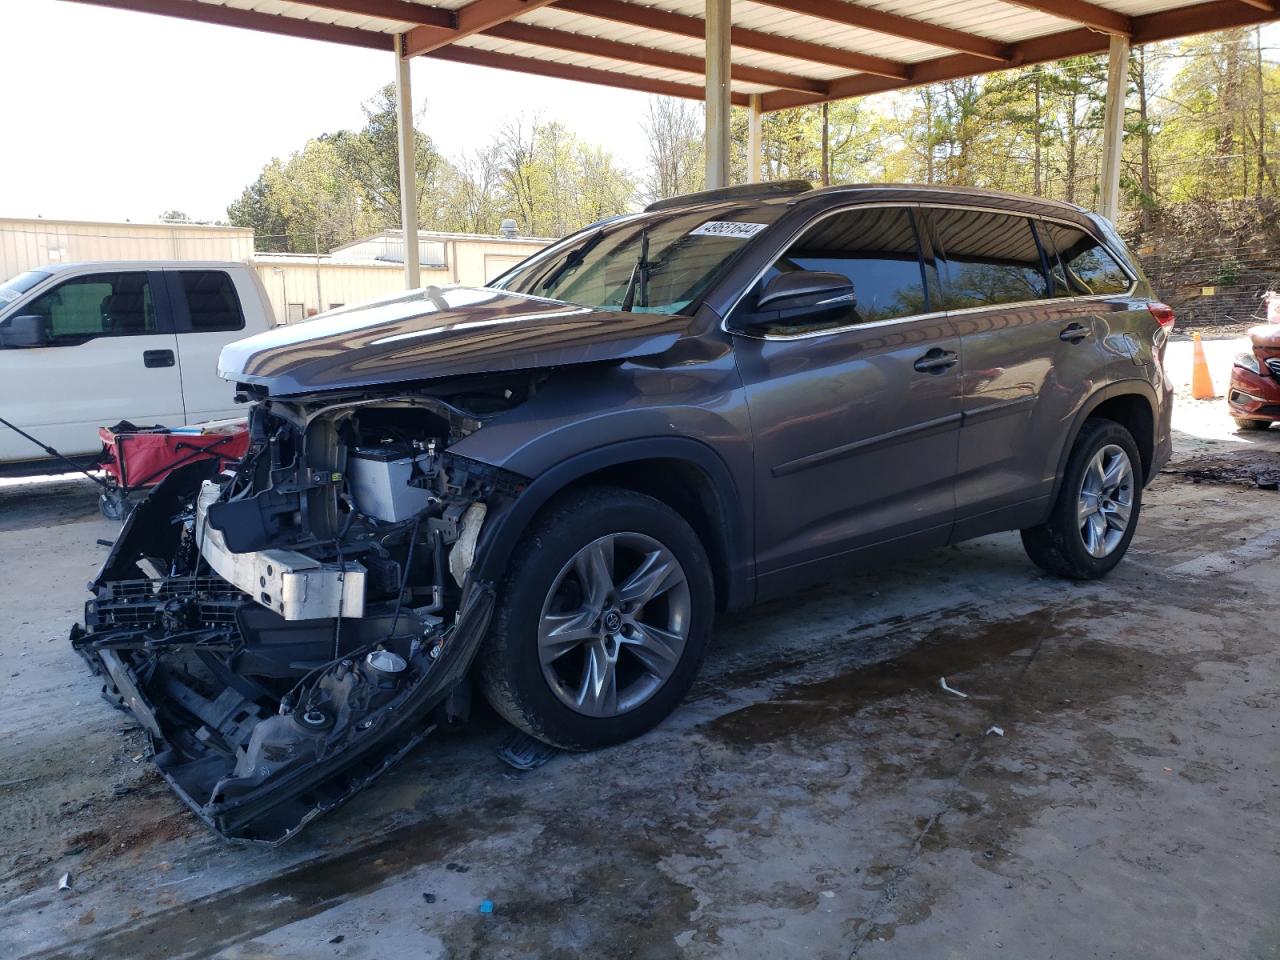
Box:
1147;302;1175;328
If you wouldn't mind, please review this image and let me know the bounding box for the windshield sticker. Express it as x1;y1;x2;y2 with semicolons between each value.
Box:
0;290;19;304
690;220;770;240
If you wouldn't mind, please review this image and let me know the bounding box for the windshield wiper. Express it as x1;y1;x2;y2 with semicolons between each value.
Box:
538;231;606;295
621;230;653;313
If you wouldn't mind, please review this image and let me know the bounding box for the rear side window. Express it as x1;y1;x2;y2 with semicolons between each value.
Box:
180;271;244;332
930;210;1047;309
22;272;156;343
754;205;928;329
1039;223;1132;297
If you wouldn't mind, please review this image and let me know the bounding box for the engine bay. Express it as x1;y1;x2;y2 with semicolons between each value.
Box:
71;385;528;842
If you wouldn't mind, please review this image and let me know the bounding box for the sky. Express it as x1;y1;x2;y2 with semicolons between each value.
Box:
0;0;657;224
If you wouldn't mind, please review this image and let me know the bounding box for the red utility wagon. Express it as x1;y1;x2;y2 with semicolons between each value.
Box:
97;419;249;519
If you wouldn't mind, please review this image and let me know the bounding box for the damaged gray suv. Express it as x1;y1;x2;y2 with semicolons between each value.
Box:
73;182;1174;841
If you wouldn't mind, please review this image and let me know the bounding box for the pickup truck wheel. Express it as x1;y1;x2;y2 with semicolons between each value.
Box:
478;486;713;751
1021;419;1143;580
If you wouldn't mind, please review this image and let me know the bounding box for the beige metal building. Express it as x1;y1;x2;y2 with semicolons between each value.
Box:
0;217;254;278
1;218;552;324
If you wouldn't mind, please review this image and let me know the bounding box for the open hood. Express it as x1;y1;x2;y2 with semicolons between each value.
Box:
219;286;692;396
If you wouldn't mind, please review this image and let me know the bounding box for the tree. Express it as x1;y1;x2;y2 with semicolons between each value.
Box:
641;97;704;203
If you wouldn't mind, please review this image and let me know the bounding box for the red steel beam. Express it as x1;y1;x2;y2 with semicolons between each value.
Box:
403;0;560;56
483;20;829;93
750;0;1011;61
997;0;1132;36
427;43;749;102
762;0;1280;111
63;0;395;49
554;0;910;79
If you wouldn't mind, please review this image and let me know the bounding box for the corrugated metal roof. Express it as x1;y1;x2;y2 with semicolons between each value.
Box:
79;0;1280;109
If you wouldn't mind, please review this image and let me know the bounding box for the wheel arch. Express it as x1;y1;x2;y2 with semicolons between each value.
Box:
472;437;752;612
1051;381;1158;504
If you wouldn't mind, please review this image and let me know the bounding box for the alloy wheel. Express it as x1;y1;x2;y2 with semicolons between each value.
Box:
537;532;692;718
1077;443;1134;559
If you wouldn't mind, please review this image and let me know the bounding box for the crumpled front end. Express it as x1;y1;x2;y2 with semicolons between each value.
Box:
72;387;527;843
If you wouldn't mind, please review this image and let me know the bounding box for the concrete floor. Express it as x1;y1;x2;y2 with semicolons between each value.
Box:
1;335;1278;960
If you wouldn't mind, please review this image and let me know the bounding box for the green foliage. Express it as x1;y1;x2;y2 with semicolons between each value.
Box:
227;92;637;250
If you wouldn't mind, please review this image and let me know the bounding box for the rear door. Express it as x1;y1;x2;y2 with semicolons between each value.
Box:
924;207;1118;531
165;268;247;424
0;269;183;462
728;203;962;595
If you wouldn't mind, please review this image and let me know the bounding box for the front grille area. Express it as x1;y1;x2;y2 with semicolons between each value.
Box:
91;576;248;631
1265;356;1280;378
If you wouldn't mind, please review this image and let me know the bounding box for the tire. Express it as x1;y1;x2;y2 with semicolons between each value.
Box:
1234;417;1272;432
478;486;714;750
1021;419;1143;580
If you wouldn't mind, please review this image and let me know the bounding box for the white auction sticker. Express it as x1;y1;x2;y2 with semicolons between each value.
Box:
689;220;770;240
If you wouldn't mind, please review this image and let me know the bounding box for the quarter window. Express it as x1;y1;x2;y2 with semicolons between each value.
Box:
1039;223;1131;296
744;206;927;333
22;272;156;343
180;271;244;332
931;210;1047;308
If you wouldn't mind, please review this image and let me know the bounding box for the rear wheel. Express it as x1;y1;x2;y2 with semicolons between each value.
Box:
478;486;714;750
1021;419;1142;580
1234;417;1272;432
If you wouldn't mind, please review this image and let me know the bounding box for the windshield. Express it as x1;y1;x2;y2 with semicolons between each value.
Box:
0;270;51;306
490;205;787;314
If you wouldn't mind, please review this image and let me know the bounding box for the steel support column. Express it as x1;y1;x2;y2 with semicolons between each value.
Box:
704;0;731;189
395;35;421;289
1098;33;1130;223
746;93;763;183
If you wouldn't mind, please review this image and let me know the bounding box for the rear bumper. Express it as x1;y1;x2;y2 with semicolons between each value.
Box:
1227;366;1280;422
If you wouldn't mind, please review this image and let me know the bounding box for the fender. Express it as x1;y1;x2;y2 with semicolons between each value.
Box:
470;436;753;611
1047;378;1160;505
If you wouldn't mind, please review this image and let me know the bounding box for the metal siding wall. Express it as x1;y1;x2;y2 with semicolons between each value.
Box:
0;220;254;278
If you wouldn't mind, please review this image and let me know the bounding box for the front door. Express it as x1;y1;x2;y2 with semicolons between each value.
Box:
727;204;962;596
0;270;184;463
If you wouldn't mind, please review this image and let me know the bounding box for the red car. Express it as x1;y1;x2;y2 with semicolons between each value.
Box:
1229;325;1280;431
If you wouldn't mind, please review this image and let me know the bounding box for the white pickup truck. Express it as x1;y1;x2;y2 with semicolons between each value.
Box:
0;261;275;470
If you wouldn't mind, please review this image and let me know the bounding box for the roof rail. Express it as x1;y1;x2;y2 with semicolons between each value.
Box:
644;180;813;213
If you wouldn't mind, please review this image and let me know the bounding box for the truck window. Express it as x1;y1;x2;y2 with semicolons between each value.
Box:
22;272;156;344
180;271;245;332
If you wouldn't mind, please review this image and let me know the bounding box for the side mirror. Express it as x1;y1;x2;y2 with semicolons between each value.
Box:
757;270;854;311
0;314;50;348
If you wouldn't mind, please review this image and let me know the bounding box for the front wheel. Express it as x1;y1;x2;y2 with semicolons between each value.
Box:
1021;419;1143;580
478;486;714;750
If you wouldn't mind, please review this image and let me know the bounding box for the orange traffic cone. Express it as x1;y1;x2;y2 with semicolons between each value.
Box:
1191;331;1217;400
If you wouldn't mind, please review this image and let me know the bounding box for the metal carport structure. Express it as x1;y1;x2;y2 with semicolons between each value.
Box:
64;0;1280;289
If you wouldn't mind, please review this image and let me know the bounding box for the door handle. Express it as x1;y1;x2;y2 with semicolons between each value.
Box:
143;349;175;368
1060;323;1092;343
913;348;959;374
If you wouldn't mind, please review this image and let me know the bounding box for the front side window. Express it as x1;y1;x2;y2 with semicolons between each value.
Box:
491;205;788;315
180;271;244;332
931;210;1047;309
21;272;155;343
734;206;927;334
1039;222;1132;296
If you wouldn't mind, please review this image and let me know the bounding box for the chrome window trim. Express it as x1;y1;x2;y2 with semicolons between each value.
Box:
721;200;1140;342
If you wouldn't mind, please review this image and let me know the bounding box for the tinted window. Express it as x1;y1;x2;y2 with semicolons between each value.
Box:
932;210;1047;308
745;206;926;332
22;272;155;343
181;271;244;332
1039;223;1131;296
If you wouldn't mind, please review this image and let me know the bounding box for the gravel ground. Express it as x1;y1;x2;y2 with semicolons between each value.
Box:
1;337;1277;960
